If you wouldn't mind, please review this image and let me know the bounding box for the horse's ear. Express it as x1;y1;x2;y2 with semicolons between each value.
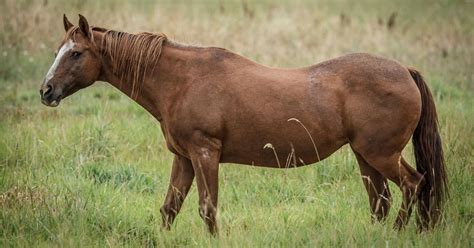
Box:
63;14;73;32
78;14;91;39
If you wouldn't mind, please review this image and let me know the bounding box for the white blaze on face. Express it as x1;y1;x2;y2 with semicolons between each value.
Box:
45;39;75;83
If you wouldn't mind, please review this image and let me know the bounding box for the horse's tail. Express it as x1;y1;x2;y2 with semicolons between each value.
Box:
409;68;448;230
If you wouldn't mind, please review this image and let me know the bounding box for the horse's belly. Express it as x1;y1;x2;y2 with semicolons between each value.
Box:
219;127;347;168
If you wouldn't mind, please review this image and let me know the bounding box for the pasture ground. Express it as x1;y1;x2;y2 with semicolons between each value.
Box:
1;0;473;246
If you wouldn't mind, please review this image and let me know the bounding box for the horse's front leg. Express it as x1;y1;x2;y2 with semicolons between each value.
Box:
188;135;222;236
160;155;195;230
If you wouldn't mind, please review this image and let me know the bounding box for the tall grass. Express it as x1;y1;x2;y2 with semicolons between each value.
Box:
1;0;472;246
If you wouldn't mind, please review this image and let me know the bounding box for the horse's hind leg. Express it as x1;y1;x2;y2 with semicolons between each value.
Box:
160;155;195;229
361;153;425;230
394;157;425;230
353;151;391;222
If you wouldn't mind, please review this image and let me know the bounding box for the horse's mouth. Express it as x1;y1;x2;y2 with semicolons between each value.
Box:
41;95;62;107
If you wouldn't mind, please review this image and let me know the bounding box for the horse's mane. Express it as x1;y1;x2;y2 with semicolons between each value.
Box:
70;27;167;99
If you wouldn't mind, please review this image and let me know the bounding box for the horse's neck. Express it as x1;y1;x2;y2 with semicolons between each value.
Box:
96;35;198;121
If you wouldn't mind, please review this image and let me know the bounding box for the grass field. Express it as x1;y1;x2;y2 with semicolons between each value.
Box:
1;0;473;246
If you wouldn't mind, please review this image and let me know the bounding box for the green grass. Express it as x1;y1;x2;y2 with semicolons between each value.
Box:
1;0;473;247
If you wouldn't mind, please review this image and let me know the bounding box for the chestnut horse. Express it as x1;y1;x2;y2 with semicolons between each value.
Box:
40;15;447;234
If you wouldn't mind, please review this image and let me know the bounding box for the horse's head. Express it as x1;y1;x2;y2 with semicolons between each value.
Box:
40;14;101;107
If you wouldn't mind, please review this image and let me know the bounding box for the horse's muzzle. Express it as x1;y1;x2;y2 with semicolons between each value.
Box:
40;83;61;107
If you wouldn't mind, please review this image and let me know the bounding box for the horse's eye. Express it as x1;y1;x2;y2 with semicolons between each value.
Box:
71;51;82;58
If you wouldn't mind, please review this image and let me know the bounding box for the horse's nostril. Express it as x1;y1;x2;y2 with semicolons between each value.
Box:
43;84;53;98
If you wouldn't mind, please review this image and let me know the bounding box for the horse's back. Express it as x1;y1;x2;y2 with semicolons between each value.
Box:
310;53;412;83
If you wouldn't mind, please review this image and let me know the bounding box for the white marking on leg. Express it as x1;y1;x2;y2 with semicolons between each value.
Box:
45;40;75;83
